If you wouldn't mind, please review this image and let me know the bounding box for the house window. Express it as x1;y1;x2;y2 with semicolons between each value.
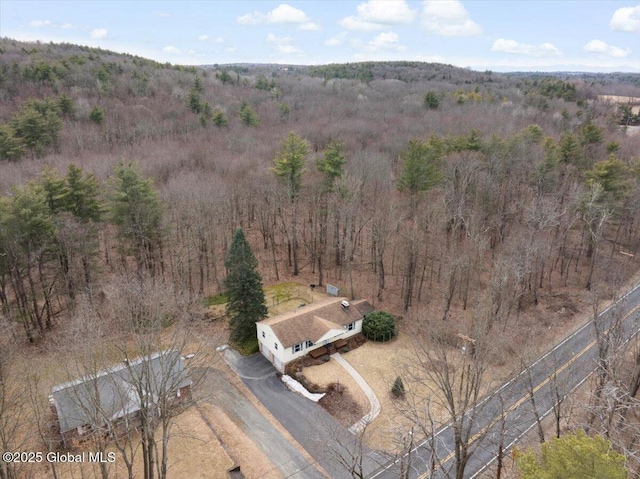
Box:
293;343;302;353
305;340;313;348
274;343;278;350
347;322;355;331
261;331;265;338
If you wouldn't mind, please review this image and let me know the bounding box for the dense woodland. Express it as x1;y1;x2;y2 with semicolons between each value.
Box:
1;37;640;478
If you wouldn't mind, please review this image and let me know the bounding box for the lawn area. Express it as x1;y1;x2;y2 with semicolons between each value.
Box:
301;331;462;453
207;281;335;323
264;282;332;314
34;408;235;479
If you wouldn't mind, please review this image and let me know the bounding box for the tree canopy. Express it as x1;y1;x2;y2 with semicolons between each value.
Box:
517;430;627;479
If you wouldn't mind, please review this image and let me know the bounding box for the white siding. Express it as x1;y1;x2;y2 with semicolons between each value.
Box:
257;324;286;371
257;319;363;372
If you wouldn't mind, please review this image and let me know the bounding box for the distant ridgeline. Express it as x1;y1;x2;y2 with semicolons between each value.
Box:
304;61;496;83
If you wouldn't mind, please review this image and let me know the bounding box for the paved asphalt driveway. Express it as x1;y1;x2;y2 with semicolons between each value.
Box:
197;365;323;479
224;349;389;479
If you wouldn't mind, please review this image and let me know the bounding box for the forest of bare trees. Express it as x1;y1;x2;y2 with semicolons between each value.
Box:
1;37;640;478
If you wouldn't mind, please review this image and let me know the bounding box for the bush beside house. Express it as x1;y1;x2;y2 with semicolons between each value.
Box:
362;311;396;342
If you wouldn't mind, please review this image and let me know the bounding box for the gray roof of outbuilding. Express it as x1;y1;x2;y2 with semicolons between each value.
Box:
51;350;191;433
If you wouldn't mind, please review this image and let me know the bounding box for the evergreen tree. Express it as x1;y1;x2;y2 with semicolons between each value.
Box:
316;141;345;192
107;162;163;276
424;91;439;109
212;108;228;127
63;164;102;222
217;70;233;84
272;132;309;275
0;124;25;161
89;105;105;125
192;76;204;94
11;100;63;158
396;139;443;197
188;89;202;113
273;132;309;202
239;101;260;126
391;376;405;398
224;228;268;343
579;121;603;146
57;94;75;117
558;133;580;165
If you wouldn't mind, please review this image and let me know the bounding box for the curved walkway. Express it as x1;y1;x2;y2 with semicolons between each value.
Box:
331;353;381;434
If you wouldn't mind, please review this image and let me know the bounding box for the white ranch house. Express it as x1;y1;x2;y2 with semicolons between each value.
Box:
257;297;374;373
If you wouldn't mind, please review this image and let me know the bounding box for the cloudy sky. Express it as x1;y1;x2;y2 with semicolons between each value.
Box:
1;0;639;72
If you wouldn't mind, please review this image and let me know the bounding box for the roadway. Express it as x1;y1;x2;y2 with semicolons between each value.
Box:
369;283;640;479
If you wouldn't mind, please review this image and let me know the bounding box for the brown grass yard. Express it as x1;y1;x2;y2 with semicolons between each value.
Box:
303;357;369;426
32;408;235;479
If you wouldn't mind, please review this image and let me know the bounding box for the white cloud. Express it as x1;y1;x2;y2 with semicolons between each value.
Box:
29;20;52;27
162;45;181;54
339;17;382;31
421;0;481;36
349;31;407;55
157;12;171;18
237;12;264;25
325;32;348;46
339;0;415;31
90;28;108;39
583;39;630;58
299;22;322;31
28;19;74;29
491;39;562;57
267;33;292;44
610;5;640;32
368;31;407;51
225;47;237;53
266;33;301;54
267;4;308;23
198;34;224;43
237;3;319;29
277;44;301;54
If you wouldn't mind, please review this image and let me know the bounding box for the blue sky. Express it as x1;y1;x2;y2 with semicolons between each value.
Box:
1;1;639;72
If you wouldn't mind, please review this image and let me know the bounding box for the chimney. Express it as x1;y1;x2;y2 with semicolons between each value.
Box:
341;300;350;309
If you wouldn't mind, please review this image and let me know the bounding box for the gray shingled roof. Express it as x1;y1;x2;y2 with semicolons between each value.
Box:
51;350;191;433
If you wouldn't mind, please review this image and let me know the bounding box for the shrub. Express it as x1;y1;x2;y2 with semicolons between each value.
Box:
362;311;396;342
391;376;405;398
234;336;259;356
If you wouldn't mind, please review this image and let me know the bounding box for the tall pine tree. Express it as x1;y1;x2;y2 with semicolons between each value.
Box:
224;228;268;343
